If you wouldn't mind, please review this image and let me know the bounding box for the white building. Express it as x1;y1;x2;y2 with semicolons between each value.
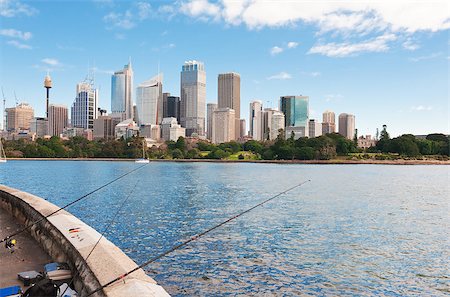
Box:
249;100;263;140
111;60;133;121
308;119;322;138
212;108;235;144
270;111;285;140
286;126;308;139
206;103;217;140
140;124;160;141
136;74;163;126
71;80;98;129
115;119;139;139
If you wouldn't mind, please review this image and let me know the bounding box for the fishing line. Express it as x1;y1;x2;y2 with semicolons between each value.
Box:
60;179;140;296
0;163;148;244
84;179;311;297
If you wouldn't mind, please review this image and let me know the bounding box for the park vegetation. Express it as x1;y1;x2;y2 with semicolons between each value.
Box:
1;127;448;161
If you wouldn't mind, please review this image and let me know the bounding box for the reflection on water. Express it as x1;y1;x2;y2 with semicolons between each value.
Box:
1;161;449;296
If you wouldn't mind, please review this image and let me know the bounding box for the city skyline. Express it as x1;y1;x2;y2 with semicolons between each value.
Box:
0;0;448;137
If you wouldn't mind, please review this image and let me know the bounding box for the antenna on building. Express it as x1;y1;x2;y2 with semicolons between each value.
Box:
1;87;6;131
14;91;18;106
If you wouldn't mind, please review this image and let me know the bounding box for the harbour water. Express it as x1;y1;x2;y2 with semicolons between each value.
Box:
1;161;449;296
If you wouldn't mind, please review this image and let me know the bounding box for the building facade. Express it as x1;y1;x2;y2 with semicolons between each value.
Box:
115;118;139;139
161;117;185;141
239;119;246;138
111;61;133;120
249;100;263;140
206;103;217;140
212;108;235;144
270;111;285;140
180;60;206;137
358;135;376;149
93;116;119;140
163;93;181;123
322;110;336;134
218;72;240;139
338;113;356;139
30;117;48;137
136;74;163;126
48;104;68;137
6;103;34;132
71;81;98;129
308;119;322;138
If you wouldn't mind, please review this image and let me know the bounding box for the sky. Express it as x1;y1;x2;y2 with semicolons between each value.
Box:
0;0;449;137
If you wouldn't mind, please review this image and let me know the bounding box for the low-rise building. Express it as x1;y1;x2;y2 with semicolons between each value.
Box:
93;116;120;140
358;135;376;149
115;119;139;139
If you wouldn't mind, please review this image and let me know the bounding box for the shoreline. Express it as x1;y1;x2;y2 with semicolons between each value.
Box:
4;158;450;165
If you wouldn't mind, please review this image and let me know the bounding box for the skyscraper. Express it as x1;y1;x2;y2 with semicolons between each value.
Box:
163;93;181;123
48;104;68;137
180;60;206;137
111;60;133;120
218;72;240;139
71;80;98;129
322;110;336;134
93;116;120;140
308;119;322;138
30;117;48;137
280;95;309;138
135;74;163;126
338;113;356;139
5;103;34;132
249;100;263;140
270;111;285;140
206;103;217;140
212;108;235;144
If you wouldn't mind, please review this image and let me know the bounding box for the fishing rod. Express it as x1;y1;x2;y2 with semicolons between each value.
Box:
60;180;140;297
84;179;311;297
0;163;148;244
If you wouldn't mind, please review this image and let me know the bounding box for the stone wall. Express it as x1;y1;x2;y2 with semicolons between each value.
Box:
0;185;170;297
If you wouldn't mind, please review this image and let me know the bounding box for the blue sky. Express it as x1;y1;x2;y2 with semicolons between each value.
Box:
0;0;449;136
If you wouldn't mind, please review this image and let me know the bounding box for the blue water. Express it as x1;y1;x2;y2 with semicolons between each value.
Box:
1;161;449;296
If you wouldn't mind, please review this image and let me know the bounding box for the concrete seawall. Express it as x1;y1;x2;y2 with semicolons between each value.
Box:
0;185;170;297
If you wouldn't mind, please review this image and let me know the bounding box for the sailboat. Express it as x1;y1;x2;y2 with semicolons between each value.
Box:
135;139;149;163
0;139;6;163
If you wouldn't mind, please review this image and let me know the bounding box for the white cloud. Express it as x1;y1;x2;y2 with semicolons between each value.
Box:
409;52;441;62
301;71;321;77
0;28;32;40
41;58;60;66
0;0;38;17
287;41;298;48
180;0;220;20
402;38;419;51
137;2;152;20
410;105;433;111
6;40;31;49
103;12;136;29
267;72;292;80
270;46;283;55
308;33;397;57
325;94;343;102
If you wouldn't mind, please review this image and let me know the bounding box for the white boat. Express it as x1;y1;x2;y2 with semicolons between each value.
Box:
135;139;149;163
0;139;6;163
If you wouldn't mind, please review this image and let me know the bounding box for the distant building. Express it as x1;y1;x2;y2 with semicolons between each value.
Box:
140;124;160;141
30;117;48;138
239;119;246;138
136;74;163;126
48;104;68;137
358;135;376;149
322;110;336;134
212;108;235;144
338;113;356;139
61;127;92;140
270;111;285;140
180;60;206;136
6;103;34;132
111;60;133;121
249;100;263;141
218;72;240;139
161;117;186;142
308;119;322;138
262;108;276;141
115;119;139;139
71;81;98;129
281;95;309;139
93;116;120;140
206;103;218;140
163;93;181;123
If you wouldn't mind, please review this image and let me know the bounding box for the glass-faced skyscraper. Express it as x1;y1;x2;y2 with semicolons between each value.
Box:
280;96;309;127
180;60;206;136
111;60;133;120
136;73;163;126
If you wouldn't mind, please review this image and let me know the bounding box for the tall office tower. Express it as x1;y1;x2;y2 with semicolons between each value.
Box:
262;108;280;140
163;94;181;123
180;60;206;137
71;80;98;129
44;74;52;118
270;111;285;140
30;117;48;137
111;60;133;120
322;110;336;134
206;103;218;140
48;104;68;137
280;95;309;138
308;119;322;138
93;116;120;140
249;100;263;140
136;74;163;126
5;103;34;132
212;108;235;144
218;72;240;139
338;113;356;139
239;119;246;138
